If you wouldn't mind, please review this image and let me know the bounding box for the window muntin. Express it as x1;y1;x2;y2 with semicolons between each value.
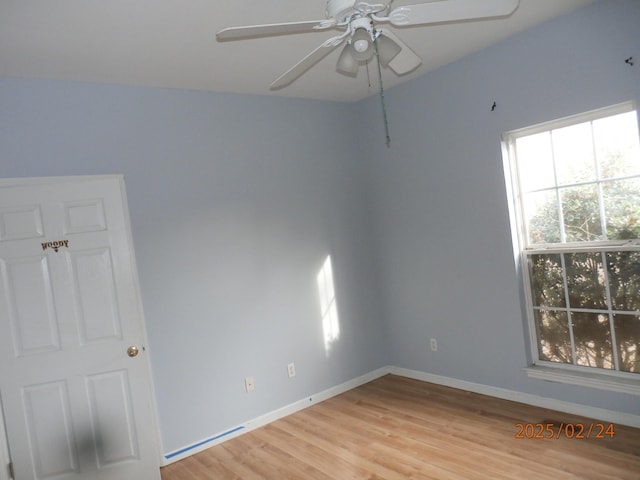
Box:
507;104;640;376
515;108;640;247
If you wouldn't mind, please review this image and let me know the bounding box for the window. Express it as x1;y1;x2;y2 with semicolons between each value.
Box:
504;103;640;382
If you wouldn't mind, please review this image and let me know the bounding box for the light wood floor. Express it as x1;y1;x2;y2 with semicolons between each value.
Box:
160;374;640;479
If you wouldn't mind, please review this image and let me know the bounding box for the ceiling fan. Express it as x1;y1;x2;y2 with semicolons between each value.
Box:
216;0;520;90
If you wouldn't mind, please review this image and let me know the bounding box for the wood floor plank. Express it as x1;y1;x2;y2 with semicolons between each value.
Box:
161;375;640;479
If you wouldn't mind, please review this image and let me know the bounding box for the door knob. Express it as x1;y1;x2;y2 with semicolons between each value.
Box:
127;346;140;358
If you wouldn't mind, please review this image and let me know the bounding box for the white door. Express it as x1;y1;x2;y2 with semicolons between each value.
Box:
0;176;160;480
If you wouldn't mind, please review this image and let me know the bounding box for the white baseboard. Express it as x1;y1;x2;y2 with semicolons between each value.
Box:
390;367;640;429
161;367;390;465
162;365;640;465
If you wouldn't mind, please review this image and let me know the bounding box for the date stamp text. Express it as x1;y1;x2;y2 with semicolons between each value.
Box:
515;422;615;439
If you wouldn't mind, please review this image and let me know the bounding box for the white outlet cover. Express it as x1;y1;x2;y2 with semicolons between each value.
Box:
245;376;255;392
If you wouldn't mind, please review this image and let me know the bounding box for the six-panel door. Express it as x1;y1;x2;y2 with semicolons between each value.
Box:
0;177;160;480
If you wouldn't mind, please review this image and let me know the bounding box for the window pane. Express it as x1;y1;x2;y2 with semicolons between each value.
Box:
606;251;640;311
552;122;596;185
613;314;640;373
529;254;565;307
561;184;603;242
516;132;555;192
594;111;640;179
565;252;607;309
535;310;572;364
525;190;560;244
602;178;640;240
572;312;613;370
510;106;640;376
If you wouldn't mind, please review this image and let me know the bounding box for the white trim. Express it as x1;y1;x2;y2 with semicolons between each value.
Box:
525;365;640;396
390;367;640;428
501;133;541;360
116;176;166;463
505;101;636;139
0;395;10;480
163;365;640;465
161;367;390;465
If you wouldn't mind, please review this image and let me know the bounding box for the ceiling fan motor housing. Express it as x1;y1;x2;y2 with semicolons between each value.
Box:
326;0;360;21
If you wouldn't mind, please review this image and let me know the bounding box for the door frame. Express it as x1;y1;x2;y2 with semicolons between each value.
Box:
0;174;164;470
0;398;9;480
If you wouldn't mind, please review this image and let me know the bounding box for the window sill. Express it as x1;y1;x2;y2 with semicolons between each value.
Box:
525;365;640;396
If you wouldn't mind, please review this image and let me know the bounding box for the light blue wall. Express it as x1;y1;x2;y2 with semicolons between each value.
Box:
1;0;639;457
0;81;388;453
361;0;640;415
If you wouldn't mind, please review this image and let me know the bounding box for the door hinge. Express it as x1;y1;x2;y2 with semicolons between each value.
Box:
7;462;14;480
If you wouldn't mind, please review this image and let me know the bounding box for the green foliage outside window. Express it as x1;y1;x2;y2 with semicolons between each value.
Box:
530;251;640;373
517;108;640;374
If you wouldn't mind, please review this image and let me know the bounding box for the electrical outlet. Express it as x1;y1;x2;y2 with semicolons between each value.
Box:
287;362;296;378
245;376;255;392
430;338;438;352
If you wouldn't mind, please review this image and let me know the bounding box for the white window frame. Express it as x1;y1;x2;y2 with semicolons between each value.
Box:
503;102;640;395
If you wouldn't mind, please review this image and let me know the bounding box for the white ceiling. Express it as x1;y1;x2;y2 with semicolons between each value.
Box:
0;0;595;102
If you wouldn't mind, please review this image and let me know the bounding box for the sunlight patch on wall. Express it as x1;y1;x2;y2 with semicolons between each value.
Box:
317;255;340;355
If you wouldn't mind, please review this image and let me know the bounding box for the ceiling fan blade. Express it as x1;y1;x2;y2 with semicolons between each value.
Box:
270;35;345;90
378;30;422;75
389;0;519;27
217;19;337;42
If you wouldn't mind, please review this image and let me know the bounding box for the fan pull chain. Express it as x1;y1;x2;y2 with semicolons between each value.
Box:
373;35;391;148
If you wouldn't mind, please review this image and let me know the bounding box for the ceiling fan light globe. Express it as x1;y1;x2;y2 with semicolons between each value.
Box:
351;29;374;61
353;39;369;53
336;44;359;77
